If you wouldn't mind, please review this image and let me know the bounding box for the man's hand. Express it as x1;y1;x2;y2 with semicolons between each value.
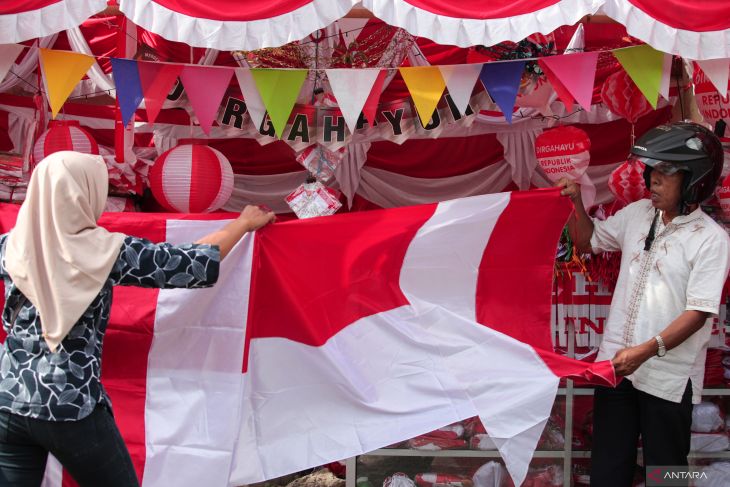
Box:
239;205;275;231
611;342;656;376
555;177;581;202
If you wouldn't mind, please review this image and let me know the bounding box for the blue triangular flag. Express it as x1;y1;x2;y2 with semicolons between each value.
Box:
479;61;525;123
111;58;143;127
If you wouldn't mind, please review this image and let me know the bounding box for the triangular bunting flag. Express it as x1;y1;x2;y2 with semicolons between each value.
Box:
250;69;308;139
137;62;183;126
235;68;267;132
362;70;387;127
540;52;598;112
335;18;370;47
696;58;730;98
110;58;143;127
439;64;482;117
179;65;234;135
399;66;446;128
613;45;664;109
326;68;381;134
538;60;575;111
39;48;95;118
479;61;526;123
659;53;673;100
0;44;23;84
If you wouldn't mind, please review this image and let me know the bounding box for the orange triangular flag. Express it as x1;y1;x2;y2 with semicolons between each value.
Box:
39;49;95;118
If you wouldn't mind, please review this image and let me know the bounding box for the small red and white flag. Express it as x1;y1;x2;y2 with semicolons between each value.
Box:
0;189;615;487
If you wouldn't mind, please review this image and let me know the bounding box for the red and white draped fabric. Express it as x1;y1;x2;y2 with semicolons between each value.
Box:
361;0;603;49
602;0;730;60
0;0;106;44
0;190;614;487
118;0;359;51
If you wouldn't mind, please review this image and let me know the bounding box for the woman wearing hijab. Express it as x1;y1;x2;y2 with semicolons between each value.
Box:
0;151;275;486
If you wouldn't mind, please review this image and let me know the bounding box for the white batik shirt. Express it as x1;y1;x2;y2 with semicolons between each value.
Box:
592;199;730;404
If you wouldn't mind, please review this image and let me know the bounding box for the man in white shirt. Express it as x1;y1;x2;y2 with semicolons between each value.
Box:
557;122;730;487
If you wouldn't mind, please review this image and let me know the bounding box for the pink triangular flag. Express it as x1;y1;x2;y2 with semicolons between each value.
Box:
362;70;387;126
0;44;23;84
138;62;183;126
327;69;381;134
235;68;267;131
439;64;482;116
659;53;673;100
538;60;574;111
540;52;598;112
179;65;234;135
696;58;730;98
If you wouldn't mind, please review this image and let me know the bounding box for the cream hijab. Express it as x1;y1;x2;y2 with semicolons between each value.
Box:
5;151;125;352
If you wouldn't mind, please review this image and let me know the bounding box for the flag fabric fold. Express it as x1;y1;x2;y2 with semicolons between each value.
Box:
0;190;616;487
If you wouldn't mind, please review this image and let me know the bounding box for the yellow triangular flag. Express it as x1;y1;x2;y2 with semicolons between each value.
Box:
613;45;665;109
399;67;446;128
39;48;95;118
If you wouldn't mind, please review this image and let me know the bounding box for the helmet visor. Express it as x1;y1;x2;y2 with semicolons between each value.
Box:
628;155;689;175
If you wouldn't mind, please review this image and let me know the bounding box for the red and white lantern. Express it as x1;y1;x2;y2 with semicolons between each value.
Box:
717;173;730;218
148;141;234;213
608;159;650;204
33;120;99;164
535;126;591;182
601;70;653;124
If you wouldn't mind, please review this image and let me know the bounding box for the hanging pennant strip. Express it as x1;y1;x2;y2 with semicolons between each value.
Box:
613;45;665;109
479;61;525;123
696;58;730;98
659;53;673;101
362;70;387;127
179;65;234;135
399;66;446;128
0;44;23;84
235;68;267;131
110;58;143;126
137;61;183;126
540;52;599;112
39;48;95;118
439;64;482;117
250;69;308;139
326;68;381;134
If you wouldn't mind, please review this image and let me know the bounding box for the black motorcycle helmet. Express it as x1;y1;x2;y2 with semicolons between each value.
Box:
629;121;723;213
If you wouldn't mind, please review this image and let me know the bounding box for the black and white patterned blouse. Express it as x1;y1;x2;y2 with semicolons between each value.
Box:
0;234;220;421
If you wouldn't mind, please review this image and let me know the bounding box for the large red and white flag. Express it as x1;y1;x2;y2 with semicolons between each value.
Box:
0;189;615;487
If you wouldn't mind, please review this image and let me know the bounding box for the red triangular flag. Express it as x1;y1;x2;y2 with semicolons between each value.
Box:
138;62;183;126
538;59;574;111
362;70;387;126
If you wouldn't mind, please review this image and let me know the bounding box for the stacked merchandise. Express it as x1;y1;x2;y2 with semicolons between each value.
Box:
690;400;729;452
0;152;26;202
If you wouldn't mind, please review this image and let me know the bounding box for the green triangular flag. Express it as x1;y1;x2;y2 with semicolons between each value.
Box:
613;45;665;109
249;69;308;138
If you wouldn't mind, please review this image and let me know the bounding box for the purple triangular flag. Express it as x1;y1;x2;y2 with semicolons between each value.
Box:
479;61;525;123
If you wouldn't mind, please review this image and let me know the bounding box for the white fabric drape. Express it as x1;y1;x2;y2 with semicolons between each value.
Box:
496;130;542;191
334;142;370;208
357;162;513;208
0;35;58;93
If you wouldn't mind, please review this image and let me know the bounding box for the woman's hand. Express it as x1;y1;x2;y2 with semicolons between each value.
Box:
239;205;276;232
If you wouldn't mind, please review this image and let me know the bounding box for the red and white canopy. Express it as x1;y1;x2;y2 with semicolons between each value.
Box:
0;0;106;44
3;0;730;59
601;0;730;60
